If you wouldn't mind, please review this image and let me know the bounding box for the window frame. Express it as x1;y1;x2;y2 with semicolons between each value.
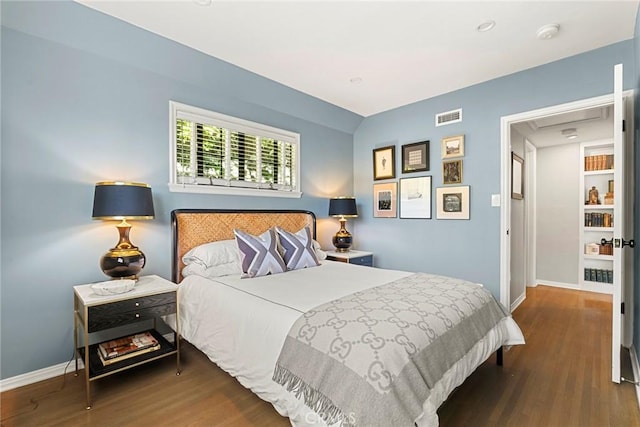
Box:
169;101;301;198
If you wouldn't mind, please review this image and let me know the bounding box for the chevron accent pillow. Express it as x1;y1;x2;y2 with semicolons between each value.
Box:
276;226;320;271
234;228;287;278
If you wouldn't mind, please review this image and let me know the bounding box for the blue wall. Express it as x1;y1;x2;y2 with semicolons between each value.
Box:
0;1;361;379
353;42;634;297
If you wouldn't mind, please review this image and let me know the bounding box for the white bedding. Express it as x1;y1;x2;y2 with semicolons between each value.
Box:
175;261;524;426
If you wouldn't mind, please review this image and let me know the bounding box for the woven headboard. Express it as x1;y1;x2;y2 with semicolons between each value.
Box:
171;209;316;283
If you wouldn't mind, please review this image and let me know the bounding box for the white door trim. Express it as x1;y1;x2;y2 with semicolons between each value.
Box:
524;139;537;289
499;92;631;310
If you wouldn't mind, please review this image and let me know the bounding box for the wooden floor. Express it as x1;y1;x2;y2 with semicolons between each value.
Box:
439;285;640;426
2;285;639;426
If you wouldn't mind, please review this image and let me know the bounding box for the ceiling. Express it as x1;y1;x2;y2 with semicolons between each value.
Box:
76;1;639;117
512;105;614;148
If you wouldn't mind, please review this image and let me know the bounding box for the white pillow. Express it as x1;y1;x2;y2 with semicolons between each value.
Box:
182;261;241;279
312;240;327;261
182;239;240;268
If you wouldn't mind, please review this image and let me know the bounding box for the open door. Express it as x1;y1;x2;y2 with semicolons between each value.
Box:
611;63;631;383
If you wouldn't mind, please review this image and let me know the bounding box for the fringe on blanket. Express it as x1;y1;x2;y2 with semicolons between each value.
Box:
273;364;353;426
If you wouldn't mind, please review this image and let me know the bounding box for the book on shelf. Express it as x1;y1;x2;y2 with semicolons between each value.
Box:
98;331;160;361
98;342;161;366
596;269;603;282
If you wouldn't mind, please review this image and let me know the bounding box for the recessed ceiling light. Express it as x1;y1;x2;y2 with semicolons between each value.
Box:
562;128;578;139
350;77;363;85
477;21;496;32
537;24;560;40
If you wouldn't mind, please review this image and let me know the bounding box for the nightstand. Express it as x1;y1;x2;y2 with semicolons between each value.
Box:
326;250;374;267
73;275;180;409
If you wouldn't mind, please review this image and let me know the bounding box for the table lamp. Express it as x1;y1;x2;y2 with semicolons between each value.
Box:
328;197;358;252
92;182;155;279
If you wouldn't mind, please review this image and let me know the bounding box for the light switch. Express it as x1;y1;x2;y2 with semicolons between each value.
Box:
491;194;501;207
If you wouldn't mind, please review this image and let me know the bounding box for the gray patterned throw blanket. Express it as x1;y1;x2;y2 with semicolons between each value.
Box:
272;273;509;426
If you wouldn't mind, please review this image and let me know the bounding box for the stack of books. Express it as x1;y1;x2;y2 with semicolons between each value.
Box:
584;154;614;171
97;331;160;366
584;212;613;228
584;268;614;284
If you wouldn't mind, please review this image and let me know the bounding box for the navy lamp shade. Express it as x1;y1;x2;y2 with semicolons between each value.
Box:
328;197;358;252
92;182;155;279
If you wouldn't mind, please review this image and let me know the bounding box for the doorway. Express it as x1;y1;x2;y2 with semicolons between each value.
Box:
510;104;615;309
500;94;632;305
500;90;635;382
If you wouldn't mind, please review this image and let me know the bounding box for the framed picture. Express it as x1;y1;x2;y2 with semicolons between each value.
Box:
373;145;396;180
373;182;397;218
442;159;462;184
441;134;465;159
436;185;470;220
400;176;432;219
401;141;429;173
512;152;524;200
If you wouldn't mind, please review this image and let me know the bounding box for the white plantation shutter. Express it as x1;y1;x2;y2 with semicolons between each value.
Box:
260;138;296;188
230;131;258;185
169;101;301;197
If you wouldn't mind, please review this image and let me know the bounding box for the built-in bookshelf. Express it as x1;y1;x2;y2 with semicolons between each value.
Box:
579;140;614;294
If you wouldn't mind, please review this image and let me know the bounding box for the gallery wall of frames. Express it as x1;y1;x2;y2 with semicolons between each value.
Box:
372;134;470;220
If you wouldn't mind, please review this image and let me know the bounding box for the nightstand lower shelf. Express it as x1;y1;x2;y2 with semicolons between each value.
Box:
79;329;177;380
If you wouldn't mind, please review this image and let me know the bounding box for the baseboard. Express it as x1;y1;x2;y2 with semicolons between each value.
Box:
535;279;613;295
0;358;83;393
1;334;176;393
510;291;526;312
536;279;580;290
629;345;640;410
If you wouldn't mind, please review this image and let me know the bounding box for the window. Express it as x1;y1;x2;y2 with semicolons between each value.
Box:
169;101;301;198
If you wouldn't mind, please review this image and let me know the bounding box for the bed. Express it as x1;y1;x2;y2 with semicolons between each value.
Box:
170;208;524;426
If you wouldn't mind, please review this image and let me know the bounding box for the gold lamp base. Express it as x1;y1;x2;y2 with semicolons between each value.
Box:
332;218;353;252
100;220;146;279
100;248;145;279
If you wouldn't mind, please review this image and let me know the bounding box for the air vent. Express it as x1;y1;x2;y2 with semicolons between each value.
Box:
435;108;462;127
